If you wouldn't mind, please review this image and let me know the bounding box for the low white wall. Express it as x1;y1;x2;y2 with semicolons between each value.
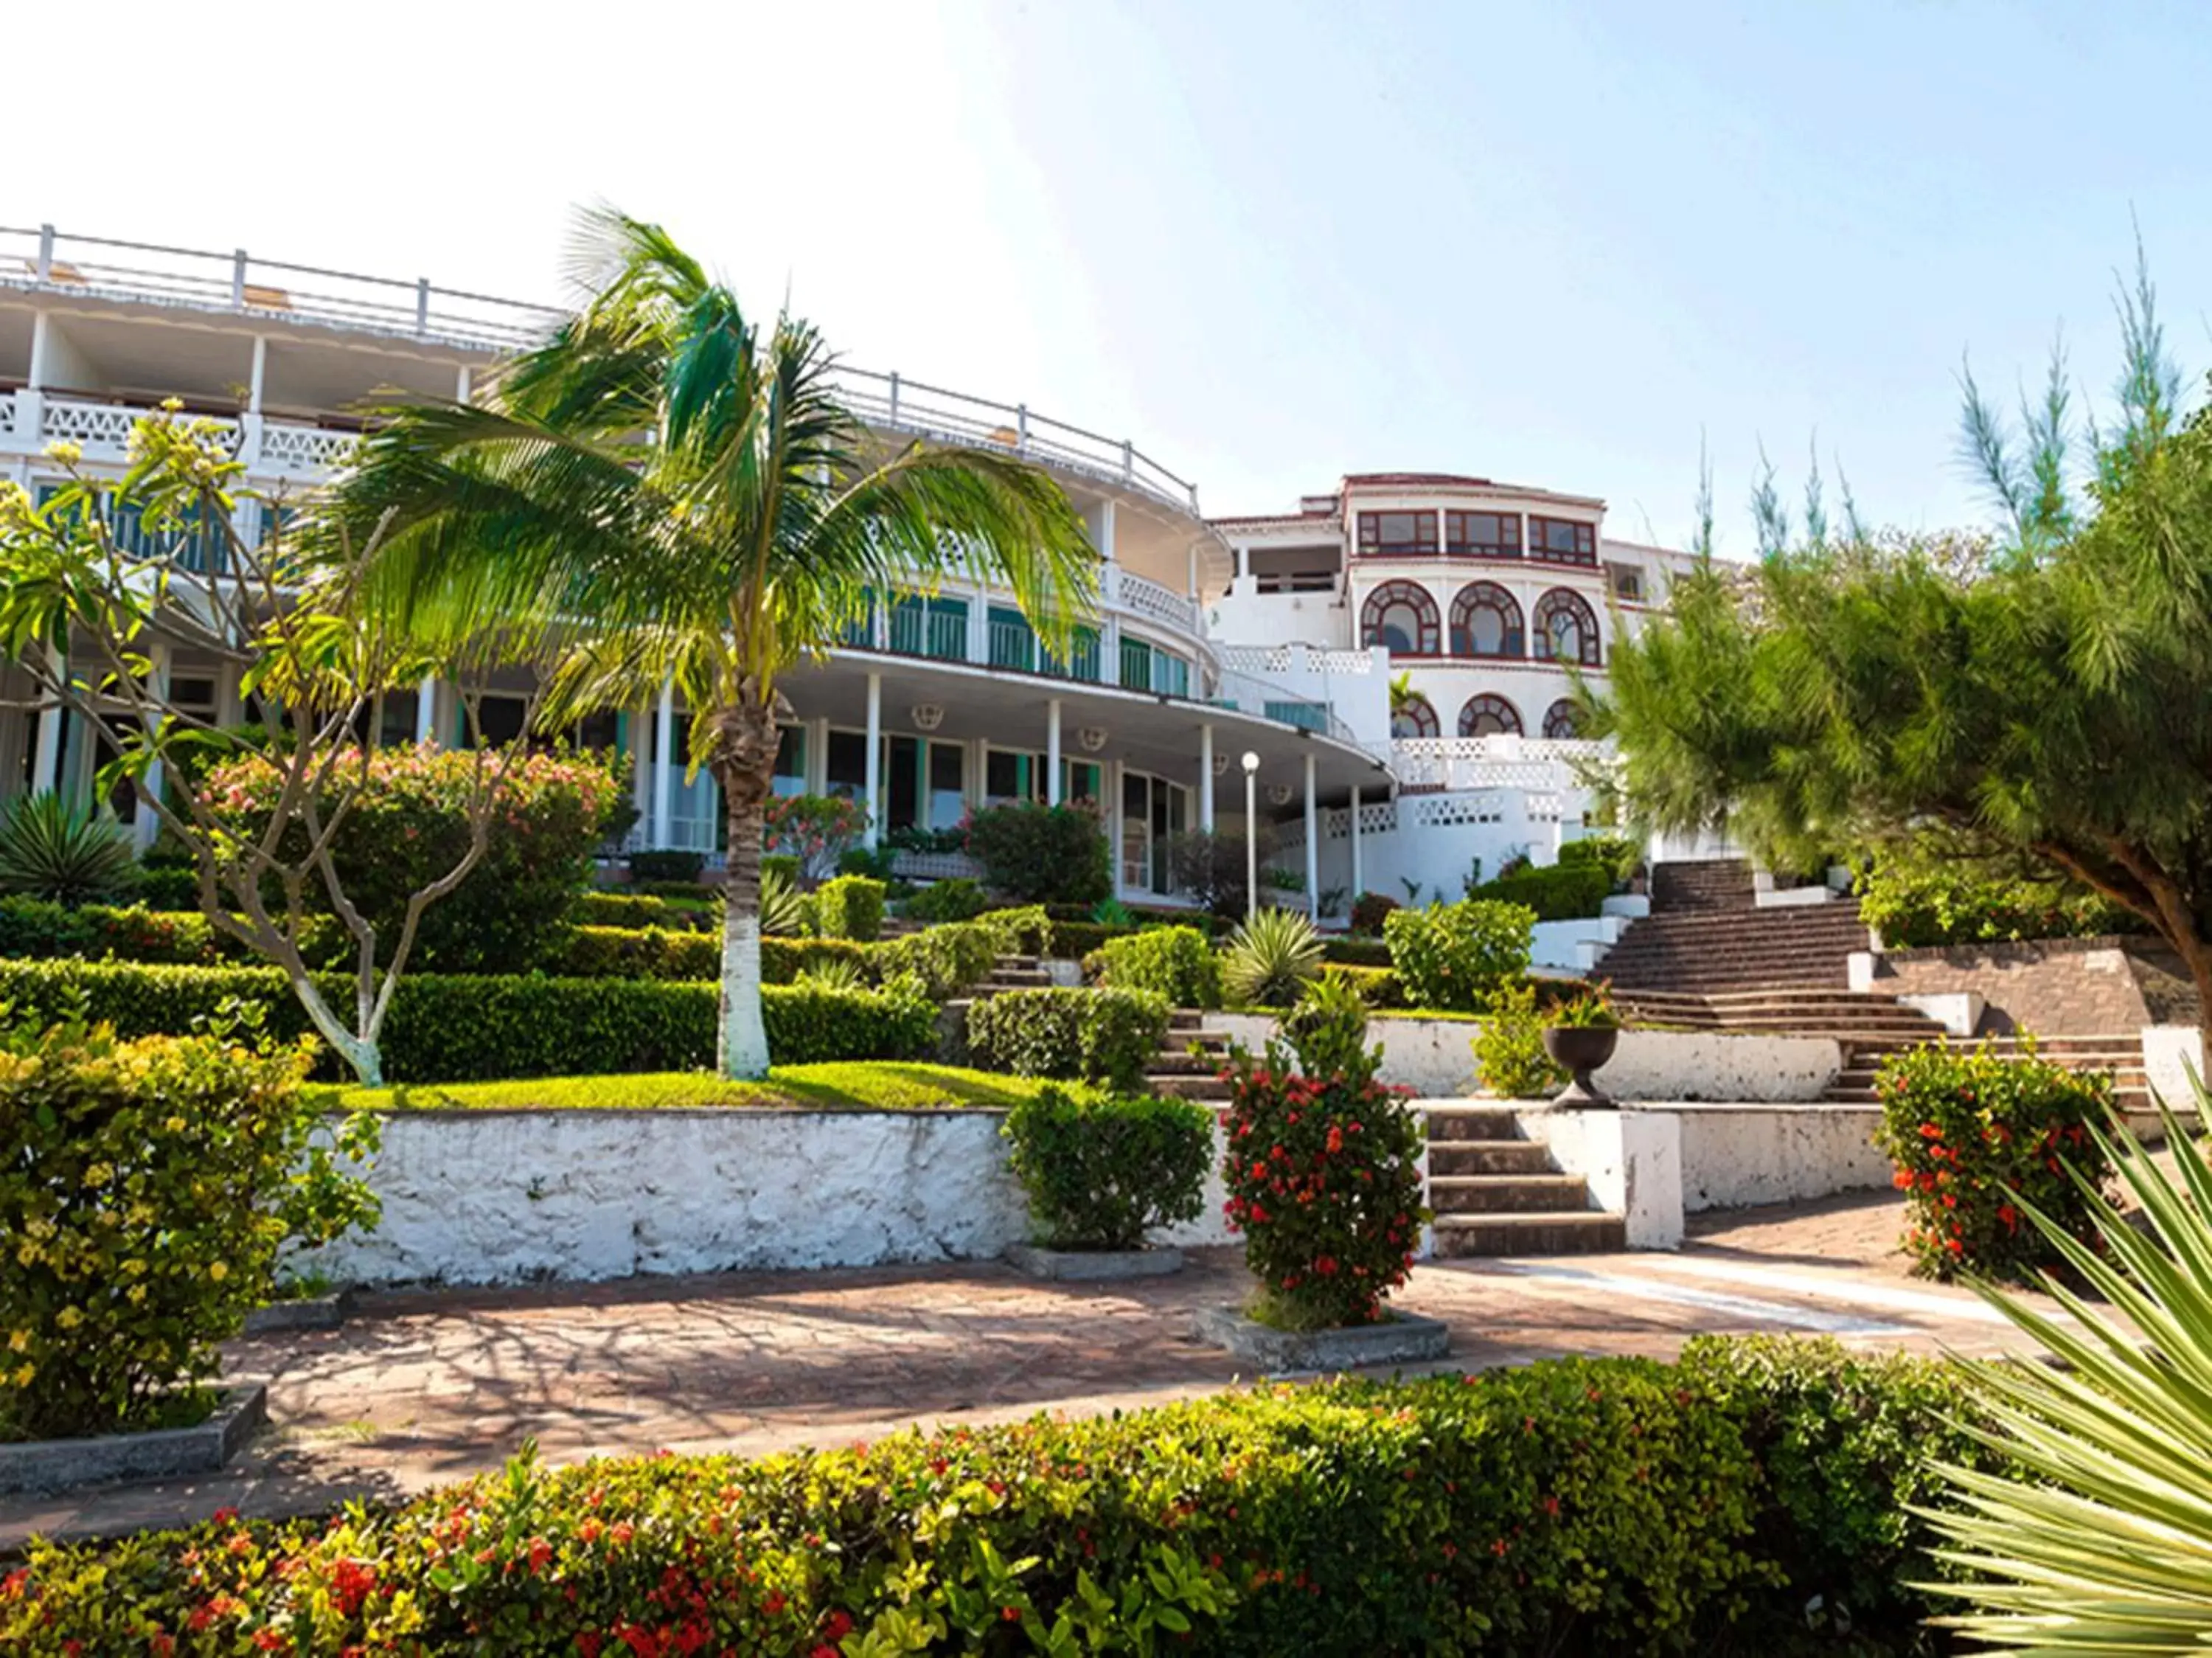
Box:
1661;1103;1890;1212
2141;1025;2206;1114
1517;1106;1682;1247
1216;1013;1842;1104
1531;917;1620;971
309;1109;1236;1288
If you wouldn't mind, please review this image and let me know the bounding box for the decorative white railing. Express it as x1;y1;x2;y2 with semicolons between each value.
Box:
890;849;983;882
1113;568;1200;635
830;366;1203;515
257;421;359;473
1388;735;1611;794
38;394;243;459
1215;643;1380;679
0;223;564;352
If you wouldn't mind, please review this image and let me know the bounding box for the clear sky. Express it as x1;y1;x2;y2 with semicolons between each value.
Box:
14;1;2207;552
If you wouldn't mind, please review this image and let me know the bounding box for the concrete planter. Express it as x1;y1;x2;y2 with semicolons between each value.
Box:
0;1383;267;1496
242;1288;353;1336
1192;1303;1450;1373
1543;1026;1619;1104
1004;1243;1184;1281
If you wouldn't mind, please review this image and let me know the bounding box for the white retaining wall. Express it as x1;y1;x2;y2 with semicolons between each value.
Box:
1660;1103;1891;1212
307;1108;1237;1288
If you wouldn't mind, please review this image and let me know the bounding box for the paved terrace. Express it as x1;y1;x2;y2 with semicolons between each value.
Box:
2;1190;2053;1548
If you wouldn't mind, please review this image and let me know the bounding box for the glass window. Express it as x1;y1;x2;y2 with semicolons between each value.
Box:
825;728;871;797
928;741;966;830
1121;770;1150;890
1444;511;1521;557
1356;510;1439;556
1120;636;1154;692
1606;561;1646;601
1528;516;1596;564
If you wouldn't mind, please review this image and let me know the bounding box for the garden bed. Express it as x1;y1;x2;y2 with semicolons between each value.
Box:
327;1063;1074;1114
0;1384;266;1497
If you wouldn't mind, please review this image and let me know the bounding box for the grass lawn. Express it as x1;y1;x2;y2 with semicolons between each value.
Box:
328;1063;1077;1114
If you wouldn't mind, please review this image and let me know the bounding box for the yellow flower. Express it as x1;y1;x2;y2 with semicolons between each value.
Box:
55;1306;82;1331
15;1243;36;1267
44;440;82;467
7;1330;27;1353
165;1117;187;1134
127;1284;147;1305
84;1162;114;1187
11;1363;32;1387
208;1260;229;1282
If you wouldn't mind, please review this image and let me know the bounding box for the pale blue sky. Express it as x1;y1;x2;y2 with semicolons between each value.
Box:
18;1;2208;550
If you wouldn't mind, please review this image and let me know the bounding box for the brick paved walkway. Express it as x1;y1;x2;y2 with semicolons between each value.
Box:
4;1188;2059;1549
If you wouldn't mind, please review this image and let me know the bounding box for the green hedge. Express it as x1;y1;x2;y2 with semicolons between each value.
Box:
1090;925;1220;1008
816;875;886;943
1467;862;1614;922
1045;918;1133;959
1382;899;1536;1012
555;923;721;980
573;891;715;932
964;986;1169;1092
1001;1086;1213;1249
0;1337;1997;1655
1320;935;1393;968
1857;856;2134;948
0;960;933;1081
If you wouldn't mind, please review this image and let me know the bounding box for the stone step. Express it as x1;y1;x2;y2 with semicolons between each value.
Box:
1430;1173;1593;1214
1419;1103;1528;1141
1147;1072;1234;1101
1427;1139;1557;1176
1430;1212;1627;1256
1168;1009;1208;1030
1145;1052;1224;1077
985;970;1053;989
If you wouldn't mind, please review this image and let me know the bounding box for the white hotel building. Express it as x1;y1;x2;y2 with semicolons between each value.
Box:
0;223;1698;915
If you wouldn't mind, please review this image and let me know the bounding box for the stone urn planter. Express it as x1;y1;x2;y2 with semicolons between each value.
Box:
1543;1024;1619;1106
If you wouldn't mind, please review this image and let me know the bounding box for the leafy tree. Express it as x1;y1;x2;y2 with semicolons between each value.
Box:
333;210;1096;1078
1590;252;2212;1019
0;412;553;1084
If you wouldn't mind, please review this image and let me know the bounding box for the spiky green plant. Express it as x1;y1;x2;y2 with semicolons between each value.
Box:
1221;906;1322;1009
759;863;808;938
0;794;138;905
330;208;1096;1078
1922;1081;2212;1647
796;957;866;993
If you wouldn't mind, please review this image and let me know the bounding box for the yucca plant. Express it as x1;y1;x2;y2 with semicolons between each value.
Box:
1922;1079;2212;1648
759;863;808;938
1221;906;1323;1008
0;793;138;905
796;957;866;993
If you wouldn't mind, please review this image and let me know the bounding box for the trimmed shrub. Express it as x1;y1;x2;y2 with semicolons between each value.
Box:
573;891;714;932
964;987;1169;1092
1221;906;1323;1007
128;862;204;910
0;1016;369;1441
1472;978;1568;1099
1166;828;1270;920
964;801;1112;904
815;874;886;943
1043;918;1132;960
0;960;930;1081
759;937;874;985
1874;1040;2117;1280
0;1336;2000;1657
902;876;990;925
1001;1086;1213;1249
1321;935;1393;968
1091;925;1221;1008
1467;861;1613;921
976;904;1054;957
1349;889;1399;935
1222;984;1426;1329
1558;834;1641;882
1320;961;1401;1007
633;877;717;901
1384;898;1535;1013
553;925;720;981
868;920;999;999
204;746;622;973
627;849;706;884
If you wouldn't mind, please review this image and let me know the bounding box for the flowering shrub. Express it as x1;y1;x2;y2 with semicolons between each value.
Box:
201;746;622;974
1873;1039;2117;1280
1001;1086;1213;1249
1090;925;1221;1008
762;793;869;881
0;1010;374;1441
964;987;1168;1091
1383;899;1535;1012
964;801;1111;904
0;1337;2002;1654
0;959;933;1080
1222;979;1427;1328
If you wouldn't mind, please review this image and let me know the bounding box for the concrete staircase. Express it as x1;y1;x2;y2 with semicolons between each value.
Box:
1144;1010;1236;1102
1598;901;1874;993
1425;1103;1626;1255
974;954;1053;996
1936;1033;2152;1114
1648;859;1756;912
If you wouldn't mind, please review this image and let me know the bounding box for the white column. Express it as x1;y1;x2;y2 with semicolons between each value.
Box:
652;681;675;848
807;715;830;794
1304;752;1319;922
629;701;652;835
414;675;436;745
31;647;63;794
1107;758;1124;898
455;366;473;403
1198;724;1215;830
1046;698;1062;806
1349;783;1364;900
132;642;170;851
248;336;268;412
27;313;49;389
862;671;883;848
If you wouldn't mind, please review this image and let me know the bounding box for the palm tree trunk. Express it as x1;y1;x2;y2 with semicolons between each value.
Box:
709;696;783;1080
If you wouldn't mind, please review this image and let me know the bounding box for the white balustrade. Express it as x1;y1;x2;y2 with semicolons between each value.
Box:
1115;569;1200;634
40;396;152;455
1389;736;1612;794
1215;642;1379;678
258;421;359;474
0;391;15;439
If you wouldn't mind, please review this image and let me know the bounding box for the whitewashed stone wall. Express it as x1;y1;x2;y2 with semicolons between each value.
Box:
1663;1103;1891;1212
307;1108;1237;1289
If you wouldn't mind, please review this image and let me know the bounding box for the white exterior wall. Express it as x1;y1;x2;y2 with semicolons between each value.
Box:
1663;1103;1892;1212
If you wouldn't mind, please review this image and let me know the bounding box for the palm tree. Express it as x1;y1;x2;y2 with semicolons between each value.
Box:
330;209;1097;1078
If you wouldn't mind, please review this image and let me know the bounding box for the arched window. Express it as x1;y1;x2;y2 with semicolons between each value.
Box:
1458;693;1523;737
1543;698;1581;739
1448;582;1524;658
1391;693;1440;739
1360;580;1441;656
1533;588;1601;667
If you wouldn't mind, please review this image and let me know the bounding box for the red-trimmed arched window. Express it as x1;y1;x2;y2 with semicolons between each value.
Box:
1543;698;1581;739
1391;693;1440;739
1360;580;1441;656
1448;581;1524;657
1458;693;1523;737
1533;588;1602;667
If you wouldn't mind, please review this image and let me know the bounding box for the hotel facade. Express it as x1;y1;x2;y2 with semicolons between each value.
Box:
0;223;1702;918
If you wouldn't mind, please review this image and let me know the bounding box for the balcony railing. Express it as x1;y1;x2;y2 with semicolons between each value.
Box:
0;388;361;480
0;223;565;352
1390;735;1610;794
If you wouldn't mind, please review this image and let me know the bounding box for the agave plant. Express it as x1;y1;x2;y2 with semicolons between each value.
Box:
1222;906;1323;1008
796;957;867;993
0;793;139;905
760;863;810;938
1922;1080;2212;1646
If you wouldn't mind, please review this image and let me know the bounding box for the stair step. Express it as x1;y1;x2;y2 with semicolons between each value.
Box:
1420;1104;1527;1141
1430;1174;1593;1214
1427;1140;1557;1176
1430;1212;1627;1256
1145;1052;1224;1076
1148;1073;1234;1101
